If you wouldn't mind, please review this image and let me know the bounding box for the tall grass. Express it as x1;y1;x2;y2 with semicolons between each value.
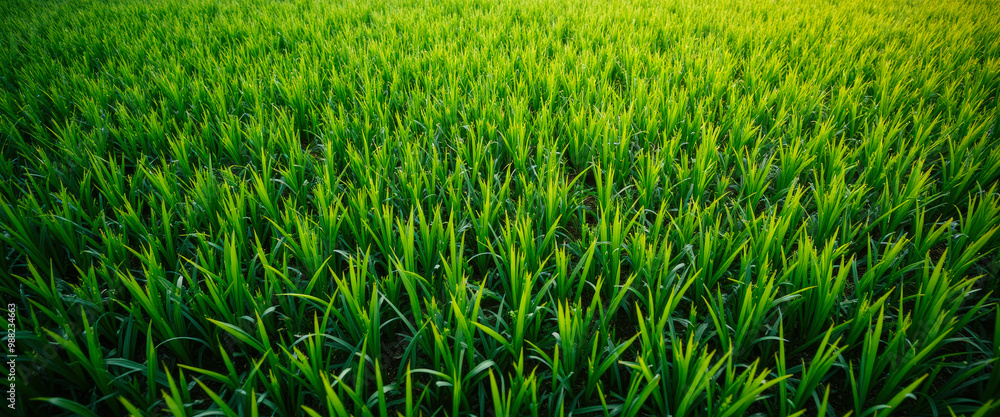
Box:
2;0;999;415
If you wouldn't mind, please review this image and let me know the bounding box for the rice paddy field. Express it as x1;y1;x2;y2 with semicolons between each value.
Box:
2;0;1000;415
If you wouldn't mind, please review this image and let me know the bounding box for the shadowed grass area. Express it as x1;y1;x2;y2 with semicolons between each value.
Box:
1;0;999;415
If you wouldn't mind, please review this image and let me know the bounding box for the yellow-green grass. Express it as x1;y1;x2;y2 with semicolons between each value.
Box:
1;0;999;415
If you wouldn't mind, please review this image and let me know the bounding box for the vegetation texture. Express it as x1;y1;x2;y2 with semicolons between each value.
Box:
2;0;1000;415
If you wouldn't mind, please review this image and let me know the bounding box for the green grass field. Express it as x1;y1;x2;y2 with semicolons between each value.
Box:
2;0;1000;415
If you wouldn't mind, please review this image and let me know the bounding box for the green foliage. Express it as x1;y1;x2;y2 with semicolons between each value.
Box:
1;0;999;415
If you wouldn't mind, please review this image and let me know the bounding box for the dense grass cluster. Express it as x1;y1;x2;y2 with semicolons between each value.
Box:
2;0;1000;415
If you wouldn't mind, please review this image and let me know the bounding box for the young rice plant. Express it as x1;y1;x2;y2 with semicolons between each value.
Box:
1;0;999;415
